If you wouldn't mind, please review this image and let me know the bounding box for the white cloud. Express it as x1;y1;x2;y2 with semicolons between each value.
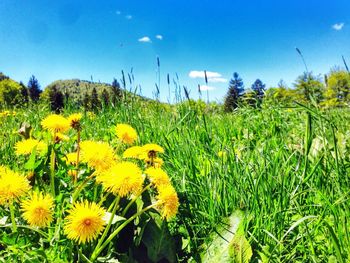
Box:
125;15;133;20
116;10;121;15
189;70;222;79
156;34;163;40
189;70;227;83
333;23;344;31
138;36;152;43
208;77;227;83
199;85;216;91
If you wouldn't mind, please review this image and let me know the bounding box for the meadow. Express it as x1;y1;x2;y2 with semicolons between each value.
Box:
0;99;350;262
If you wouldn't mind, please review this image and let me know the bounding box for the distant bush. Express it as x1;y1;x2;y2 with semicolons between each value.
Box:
0;78;27;107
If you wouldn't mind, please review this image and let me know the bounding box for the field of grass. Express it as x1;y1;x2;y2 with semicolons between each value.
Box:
0;100;350;262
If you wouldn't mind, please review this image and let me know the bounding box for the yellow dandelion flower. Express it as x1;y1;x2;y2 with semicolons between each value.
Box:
68;170;78;177
0;167;31;205
156;185;179;220
15;139;47;155
21;192;54;227
142;143;164;158
41;114;70;133
80;140;116;173
145;157;164;168
122;146;144;159
54;132;70;143
68;113;82;130
115;124;138;145
100;162;143;197
65;152;78;165
145;167;170;188
64;201;106;244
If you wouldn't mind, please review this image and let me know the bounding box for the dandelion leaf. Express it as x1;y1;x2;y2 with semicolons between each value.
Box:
202;210;245;263
228;226;252;263
142;214;176;263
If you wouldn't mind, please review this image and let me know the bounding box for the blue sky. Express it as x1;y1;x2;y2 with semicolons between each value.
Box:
0;0;349;102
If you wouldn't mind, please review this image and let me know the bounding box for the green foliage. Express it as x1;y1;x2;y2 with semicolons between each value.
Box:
322;70;350;107
229;226;252;263
0;78;26;107
142;213;176;263
294;72;325;103
263;86;300;106
202;211;245;263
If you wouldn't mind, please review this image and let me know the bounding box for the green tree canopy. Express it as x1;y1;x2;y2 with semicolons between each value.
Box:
0;78;26;107
323;70;350;107
294;72;325;103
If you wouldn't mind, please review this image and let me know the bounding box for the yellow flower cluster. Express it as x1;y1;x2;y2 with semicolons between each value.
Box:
116;124;138;144
80;140;117;173
0;166;31;205
15;138;47;156
99;161;144;197
41;114;71;133
156;185;179;220
123;143;165;168
0;110;16;118
1;115;180;248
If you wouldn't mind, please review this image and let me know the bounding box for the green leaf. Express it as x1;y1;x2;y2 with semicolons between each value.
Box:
24;147;37;170
201;210;244;263
142;214;176;263
228;227;252;263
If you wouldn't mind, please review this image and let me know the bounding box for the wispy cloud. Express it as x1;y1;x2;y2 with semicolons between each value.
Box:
199;85;216;91
138;36;152;43
125;15;133;20
155;34;163;40
189;70;227;83
116;10;121;15
333;23;344;31
189;70;221;79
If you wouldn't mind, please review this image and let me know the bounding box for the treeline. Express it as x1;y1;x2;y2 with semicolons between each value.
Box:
1;67;350;111
224;68;350;111
0;73;124;112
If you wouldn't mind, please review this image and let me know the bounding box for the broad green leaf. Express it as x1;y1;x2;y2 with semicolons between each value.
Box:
228;228;252;263
142;215;176;263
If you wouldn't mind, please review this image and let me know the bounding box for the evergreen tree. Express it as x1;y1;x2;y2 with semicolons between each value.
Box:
83;93;90;112
0;72;9;81
111;78;123;105
90;87;100;110
48;85;64;113
19;82;29;105
101;89;110;107
251;79;266;107
224;72;244;112
28;75;42;102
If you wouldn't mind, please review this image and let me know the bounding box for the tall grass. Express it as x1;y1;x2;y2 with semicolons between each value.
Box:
1;100;350;261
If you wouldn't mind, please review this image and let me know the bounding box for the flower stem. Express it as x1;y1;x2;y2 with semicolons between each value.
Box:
72;173;95;203
94;196;120;255
9;203;17;232
90;203;157;261
121;184;151;217
50;135;56;198
75;129;81;184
